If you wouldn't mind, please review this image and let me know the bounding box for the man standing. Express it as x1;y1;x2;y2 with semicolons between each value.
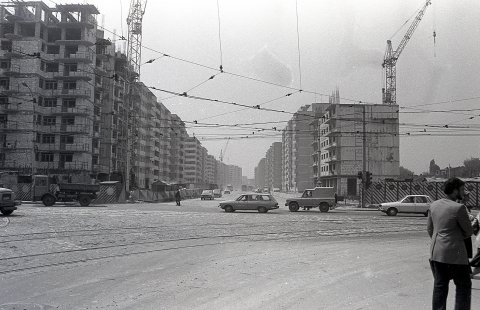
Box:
175;189;181;206
428;177;473;310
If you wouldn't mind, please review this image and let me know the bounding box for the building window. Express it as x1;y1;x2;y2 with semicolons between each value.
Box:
65;45;78;55
64;63;77;72
45;80;57;90
0;60;9;69
38;152;54;162
63;81;76;90
41;134;55;144
59;153;73;162
61;117;75;125
62;98;76;108
43;98;57;107
42;116;56;125
0;79;9;89
0;96;8;105
60;135;74;144
46;63;59;72
46;45;60;54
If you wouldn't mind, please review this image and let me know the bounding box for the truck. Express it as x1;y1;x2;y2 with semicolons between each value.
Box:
285;187;337;213
1;174;100;207
33;175;100;207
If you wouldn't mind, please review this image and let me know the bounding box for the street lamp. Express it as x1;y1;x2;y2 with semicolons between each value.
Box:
21;82;36;176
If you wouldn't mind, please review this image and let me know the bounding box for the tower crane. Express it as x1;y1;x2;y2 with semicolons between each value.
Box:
126;0;147;79
126;0;147;190
219;138;230;162
382;0;431;105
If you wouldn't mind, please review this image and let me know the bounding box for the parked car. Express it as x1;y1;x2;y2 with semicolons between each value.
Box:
219;193;279;213
223;189;231;195
0;187;21;216
201;190;215;200
213;189;222;198
378;195;433;216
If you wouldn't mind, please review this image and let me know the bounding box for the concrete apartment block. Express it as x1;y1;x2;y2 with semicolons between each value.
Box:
0;2;99;183
316;103;400;196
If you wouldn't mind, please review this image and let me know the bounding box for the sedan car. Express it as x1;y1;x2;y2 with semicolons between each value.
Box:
200;190;215;200
378;195;433;216
219;193;279;213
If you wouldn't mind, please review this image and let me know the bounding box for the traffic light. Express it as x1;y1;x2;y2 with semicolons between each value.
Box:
365;171;372;188
357;171;363;180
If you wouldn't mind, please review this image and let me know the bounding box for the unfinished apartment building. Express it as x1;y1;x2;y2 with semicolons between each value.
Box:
0;1;99;182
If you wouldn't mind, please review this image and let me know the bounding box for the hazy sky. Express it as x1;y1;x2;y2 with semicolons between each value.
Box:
55;0;480;177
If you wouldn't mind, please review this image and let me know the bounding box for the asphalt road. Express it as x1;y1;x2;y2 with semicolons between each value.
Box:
1;192;479;310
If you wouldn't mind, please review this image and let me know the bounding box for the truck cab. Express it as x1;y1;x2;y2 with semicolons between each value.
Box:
285;187;337;213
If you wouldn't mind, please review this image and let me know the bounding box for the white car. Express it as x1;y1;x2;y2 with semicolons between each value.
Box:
378;195;433;217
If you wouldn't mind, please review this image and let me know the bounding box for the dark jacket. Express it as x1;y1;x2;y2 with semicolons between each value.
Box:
427;198;473;265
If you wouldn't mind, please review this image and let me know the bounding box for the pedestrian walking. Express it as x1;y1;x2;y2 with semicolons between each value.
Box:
427;177;473;310
175;189;181;206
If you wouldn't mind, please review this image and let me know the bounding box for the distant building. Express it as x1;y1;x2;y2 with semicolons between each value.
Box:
282;103;329;192
265;142;282;190
255;158;266;189
315;103;399;196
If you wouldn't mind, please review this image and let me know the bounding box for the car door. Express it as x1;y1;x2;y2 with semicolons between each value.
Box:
247;195;259;210
399;196;415;213
415;196;429;213
235;195;248;209
301;190;313;207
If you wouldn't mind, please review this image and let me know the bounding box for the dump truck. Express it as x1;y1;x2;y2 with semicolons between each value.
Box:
285;187;337;212
0;174;99;207
33;175;100;206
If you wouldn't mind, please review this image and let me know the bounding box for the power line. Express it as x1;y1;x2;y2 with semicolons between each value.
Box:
216;0;224;72
295;0;302;90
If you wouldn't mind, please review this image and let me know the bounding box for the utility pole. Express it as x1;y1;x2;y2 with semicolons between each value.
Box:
361;104;366;208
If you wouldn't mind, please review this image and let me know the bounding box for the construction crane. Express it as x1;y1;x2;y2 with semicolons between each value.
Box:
126;0;147;190
126;0;147;79
219;138;230;162
382;0;431;105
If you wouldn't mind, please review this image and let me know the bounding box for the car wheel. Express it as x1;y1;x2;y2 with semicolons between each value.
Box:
42;194;56;207
79;195;92;207
386;208;398;216
288;202;299;212
319;203;330;213
258;206;268;213
1;210;13;216
224;205;234;213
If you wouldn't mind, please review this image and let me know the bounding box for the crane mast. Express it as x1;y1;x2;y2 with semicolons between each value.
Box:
126;0;147;190
219;138;230;162
126;0;147;79
382;0;431;105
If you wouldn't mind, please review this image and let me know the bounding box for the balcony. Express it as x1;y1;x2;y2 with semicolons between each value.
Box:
324;142;337;150
324;155;337;163
0;64;20;76
52;88;92;98
55;51;95;63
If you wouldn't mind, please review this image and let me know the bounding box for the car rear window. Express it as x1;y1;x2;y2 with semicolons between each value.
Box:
2;193;12;201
